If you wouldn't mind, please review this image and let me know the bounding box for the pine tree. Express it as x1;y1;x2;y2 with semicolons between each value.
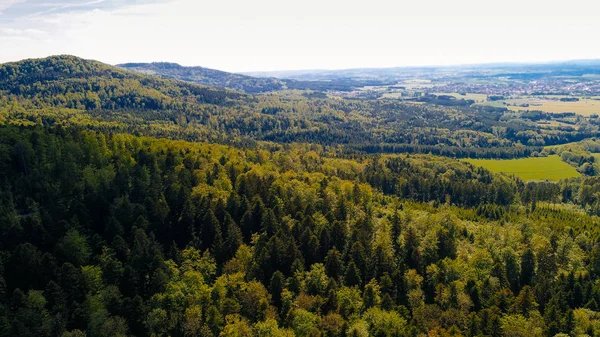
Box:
344;262;362;287
201;210;220;250
269;271;285;308
224;213;243;261
324;249;344;280
520;248;535;286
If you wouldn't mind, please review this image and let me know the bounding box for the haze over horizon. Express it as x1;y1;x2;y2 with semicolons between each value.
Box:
1;0;599;72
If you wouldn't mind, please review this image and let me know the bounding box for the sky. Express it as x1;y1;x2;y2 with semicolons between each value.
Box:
0;0;599;72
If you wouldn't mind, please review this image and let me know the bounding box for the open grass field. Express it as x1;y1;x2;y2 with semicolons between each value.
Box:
476;96;600;116
537;120;580;130
464;155;580;181
503;98;600;116
543;141;586;151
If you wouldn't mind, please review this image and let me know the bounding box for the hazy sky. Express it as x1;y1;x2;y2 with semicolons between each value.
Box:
1;0;599;72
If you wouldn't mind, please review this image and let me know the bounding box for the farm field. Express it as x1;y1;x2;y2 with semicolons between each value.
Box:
465;155;580;181
537;120;580;130
543;140;587;151
475;97;600;116
503;97;600;116
400;79;436;89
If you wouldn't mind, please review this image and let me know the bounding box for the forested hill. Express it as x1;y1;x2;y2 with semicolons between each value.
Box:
0;55;245;107
118;62;287;93
0;55;594;158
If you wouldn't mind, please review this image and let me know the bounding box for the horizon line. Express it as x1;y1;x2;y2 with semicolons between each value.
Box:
2;54;600;75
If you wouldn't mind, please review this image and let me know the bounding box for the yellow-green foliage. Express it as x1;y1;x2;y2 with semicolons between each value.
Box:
465;155;580;181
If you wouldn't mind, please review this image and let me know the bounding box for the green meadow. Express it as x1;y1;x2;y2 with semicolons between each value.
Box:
465;155;580;181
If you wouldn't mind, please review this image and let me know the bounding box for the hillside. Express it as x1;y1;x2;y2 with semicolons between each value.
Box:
118;62;287;93
0;55;243;107
1;55;598;159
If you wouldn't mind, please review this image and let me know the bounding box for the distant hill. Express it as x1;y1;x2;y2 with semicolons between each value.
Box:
118;62;286;93
118;62;396;92
245;59;600;82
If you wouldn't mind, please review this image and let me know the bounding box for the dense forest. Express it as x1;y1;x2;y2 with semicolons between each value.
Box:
1;125;600;337
3;56;600;337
